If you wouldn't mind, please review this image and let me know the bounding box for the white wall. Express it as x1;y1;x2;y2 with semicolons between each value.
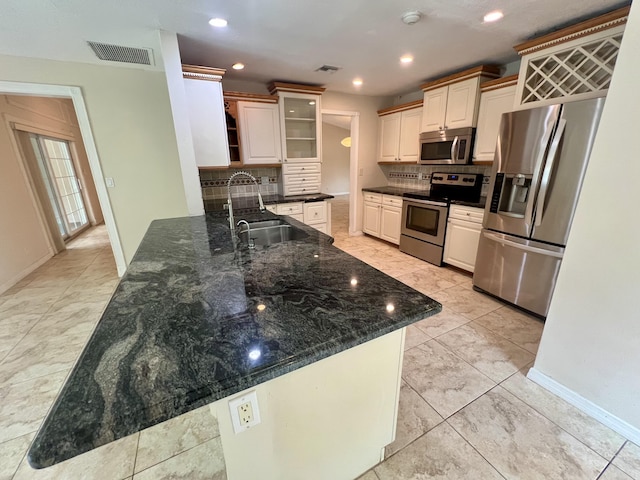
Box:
0;54;189;267
322;92;387;232
533;1;640;434
321;122;350;194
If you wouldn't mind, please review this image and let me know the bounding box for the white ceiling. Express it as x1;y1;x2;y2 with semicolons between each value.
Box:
0;0;629;97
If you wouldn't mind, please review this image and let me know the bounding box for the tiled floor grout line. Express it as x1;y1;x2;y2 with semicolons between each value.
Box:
131;432;141;478
444;417;509;480
7;432;36;480
130;434;223;478
496;368;626;466
0;254;99;372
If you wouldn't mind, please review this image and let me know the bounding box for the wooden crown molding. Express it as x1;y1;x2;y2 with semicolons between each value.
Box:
268;82;326;95
377;99;423;116
223;91;279;103
182;64;226;82
420;65;501;92
480;74;519;92
514;6;630;55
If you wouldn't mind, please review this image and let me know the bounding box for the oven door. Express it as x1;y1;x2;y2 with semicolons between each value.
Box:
401;199;448;246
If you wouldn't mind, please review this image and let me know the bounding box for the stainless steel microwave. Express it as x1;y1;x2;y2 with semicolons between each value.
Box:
419;127;475;165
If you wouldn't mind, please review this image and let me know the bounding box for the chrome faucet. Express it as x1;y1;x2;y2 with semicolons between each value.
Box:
226;171;266;231
236;220;255;249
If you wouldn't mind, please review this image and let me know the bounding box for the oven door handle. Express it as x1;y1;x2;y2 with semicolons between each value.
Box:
450;136;459;163
482;231;564;258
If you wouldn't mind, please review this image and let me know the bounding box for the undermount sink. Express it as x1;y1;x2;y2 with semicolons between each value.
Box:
238;219;308;246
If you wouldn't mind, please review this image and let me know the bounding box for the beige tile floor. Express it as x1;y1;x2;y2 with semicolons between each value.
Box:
0;201;638;479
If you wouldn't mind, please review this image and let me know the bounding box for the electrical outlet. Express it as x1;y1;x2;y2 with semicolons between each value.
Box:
238;401;253;425
417;172;423;180
261;176;269;185
229;391;261;433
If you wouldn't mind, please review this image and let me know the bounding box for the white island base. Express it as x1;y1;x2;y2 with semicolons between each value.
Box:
209;328;406;480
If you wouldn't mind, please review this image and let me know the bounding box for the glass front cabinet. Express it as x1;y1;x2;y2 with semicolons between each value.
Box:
269;83;325;163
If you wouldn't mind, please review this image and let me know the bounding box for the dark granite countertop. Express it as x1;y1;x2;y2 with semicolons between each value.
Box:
451;197;487;209
363;187;487;209
204;193;334;213
28;211;441;468
362;186;422;197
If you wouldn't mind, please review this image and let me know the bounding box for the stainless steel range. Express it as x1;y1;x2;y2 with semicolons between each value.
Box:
400;173;483;266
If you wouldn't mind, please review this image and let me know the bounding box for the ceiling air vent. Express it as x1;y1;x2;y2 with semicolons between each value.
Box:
315;65;341;73
87;41;155;66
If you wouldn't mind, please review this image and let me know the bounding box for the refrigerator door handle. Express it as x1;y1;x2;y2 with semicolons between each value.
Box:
524;120;558;229
450;136;459;163
482;231;564;258
535;119;567;227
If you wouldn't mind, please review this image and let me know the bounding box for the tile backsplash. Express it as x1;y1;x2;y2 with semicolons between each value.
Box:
199;168;280;199
380;164;493;196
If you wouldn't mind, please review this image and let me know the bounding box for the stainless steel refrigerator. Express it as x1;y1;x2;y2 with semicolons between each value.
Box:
473;97;605;317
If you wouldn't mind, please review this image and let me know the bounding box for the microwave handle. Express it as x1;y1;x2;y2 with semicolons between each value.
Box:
450;136;459;163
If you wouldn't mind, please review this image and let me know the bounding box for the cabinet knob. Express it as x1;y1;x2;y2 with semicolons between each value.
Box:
301;168;305;170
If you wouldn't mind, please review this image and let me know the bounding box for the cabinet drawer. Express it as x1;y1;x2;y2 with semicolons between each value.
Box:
303;202;327;224
448;205;484;224
363;192;383;204
283;184;320;196
282;163;321;175
382;195;403;208
284;173;321;185
276;202;304;215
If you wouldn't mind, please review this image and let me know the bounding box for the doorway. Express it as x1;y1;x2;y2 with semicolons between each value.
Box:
0;81;126;279
321;110;359;236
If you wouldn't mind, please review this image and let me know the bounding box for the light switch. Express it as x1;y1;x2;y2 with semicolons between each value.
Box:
105;177;115;188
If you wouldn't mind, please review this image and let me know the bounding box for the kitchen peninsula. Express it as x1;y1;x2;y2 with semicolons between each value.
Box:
28;210;441;479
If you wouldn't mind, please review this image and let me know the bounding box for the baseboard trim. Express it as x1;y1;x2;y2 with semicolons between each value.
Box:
527;367;640;444
0;252;53;295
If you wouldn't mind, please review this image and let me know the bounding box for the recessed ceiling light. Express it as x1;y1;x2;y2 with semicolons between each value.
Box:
483;10;504;23
208;17;228;27
353;78;363;86
232;63;244;70
400;55;414;64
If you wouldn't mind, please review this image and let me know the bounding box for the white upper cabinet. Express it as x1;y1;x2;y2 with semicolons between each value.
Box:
379;113;401;162
421;86;448;132
473;76;518;163
237;101;282;165
398;108;422;162
183;66;230;168
378;103;422;163
420;66;501;134
269;83;325;164
445;78;481;130
513;7;628;108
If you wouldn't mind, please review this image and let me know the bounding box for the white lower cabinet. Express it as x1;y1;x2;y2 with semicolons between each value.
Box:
273;200;330;232
443;205;484;272
362;193;402;245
